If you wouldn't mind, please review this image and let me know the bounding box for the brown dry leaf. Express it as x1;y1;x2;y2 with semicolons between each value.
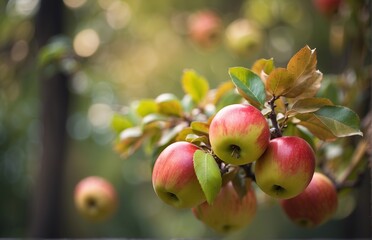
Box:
284;46;323;99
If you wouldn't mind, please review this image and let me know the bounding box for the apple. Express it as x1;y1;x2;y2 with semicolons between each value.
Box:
209;104;270;165
225;18;263;57
192;180;257;233
187;10;222;48
152;141;206;208
281;172;338;227
254;136;315;199
312;0;342;16
74;176;118;221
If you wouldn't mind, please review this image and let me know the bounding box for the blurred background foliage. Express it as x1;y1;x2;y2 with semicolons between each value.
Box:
0;0;370;238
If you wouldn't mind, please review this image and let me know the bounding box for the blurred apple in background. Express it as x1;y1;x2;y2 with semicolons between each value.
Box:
281;172;338;227
152;141;206;208
187;10;222;48
254;136;316;199
192;180;257;233
225;18;263;57
312;0;342;16
74;176;118;222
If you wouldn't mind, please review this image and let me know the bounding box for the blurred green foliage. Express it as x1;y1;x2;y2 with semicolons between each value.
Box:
0;0;370;238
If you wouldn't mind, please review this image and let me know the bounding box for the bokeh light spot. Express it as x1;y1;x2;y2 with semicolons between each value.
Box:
73;29;100;57
106;0;131;30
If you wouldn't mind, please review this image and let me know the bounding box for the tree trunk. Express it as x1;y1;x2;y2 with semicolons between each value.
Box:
30;0;69;237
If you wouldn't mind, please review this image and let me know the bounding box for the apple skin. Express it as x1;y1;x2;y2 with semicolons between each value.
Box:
281;172;338;227
209;104;270;165
187;10;222;48
74;176;118;222
225;18;263;57
152;141;206;208
192;180;257;233
312;0;342;16
254;136;316;199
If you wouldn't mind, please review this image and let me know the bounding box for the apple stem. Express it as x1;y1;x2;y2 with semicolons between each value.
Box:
268;96;282;139
241;164;256;182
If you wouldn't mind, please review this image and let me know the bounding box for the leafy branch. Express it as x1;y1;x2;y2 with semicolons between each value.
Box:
111;45;366;204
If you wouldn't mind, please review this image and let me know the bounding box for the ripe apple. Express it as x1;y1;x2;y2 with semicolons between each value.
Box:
281;172;338;227
192;180;257;233
254;136;315;199
312;0;342;16
225;18;263;57
152;141;206;208
187;10;222;48
74;176;118;221
209;104;270;165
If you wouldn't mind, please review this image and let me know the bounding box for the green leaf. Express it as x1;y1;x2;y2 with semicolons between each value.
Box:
266;68;295;96
286;97;333;117
142;113;167;125
38;36;71;67
157;122;188;147
215;89;242;111
314;106;363;137
111;113;133;134
185;134;209;145
193;150;222;204
176;127;194;141
155;93;183;117
182;69;209;104
213;81;235;105
141;113;168;131
285;46;323;99
296;114;337;141
190;121;209;135
229;67;266;108
115;127;145;158
134;99;158;117
297;105;363;140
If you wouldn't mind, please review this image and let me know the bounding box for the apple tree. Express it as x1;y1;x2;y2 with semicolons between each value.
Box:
110;45;367;233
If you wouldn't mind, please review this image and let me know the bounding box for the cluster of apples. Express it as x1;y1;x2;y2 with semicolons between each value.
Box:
152;103;338;232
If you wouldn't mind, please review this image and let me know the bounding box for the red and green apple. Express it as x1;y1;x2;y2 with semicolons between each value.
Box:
152;141;206;208
192;180;257;233
74;176;118;221
254;136;316;199
209;104;270;165
281;172;338;227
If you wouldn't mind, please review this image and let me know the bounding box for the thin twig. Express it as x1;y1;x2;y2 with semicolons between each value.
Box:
268;96;282;139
